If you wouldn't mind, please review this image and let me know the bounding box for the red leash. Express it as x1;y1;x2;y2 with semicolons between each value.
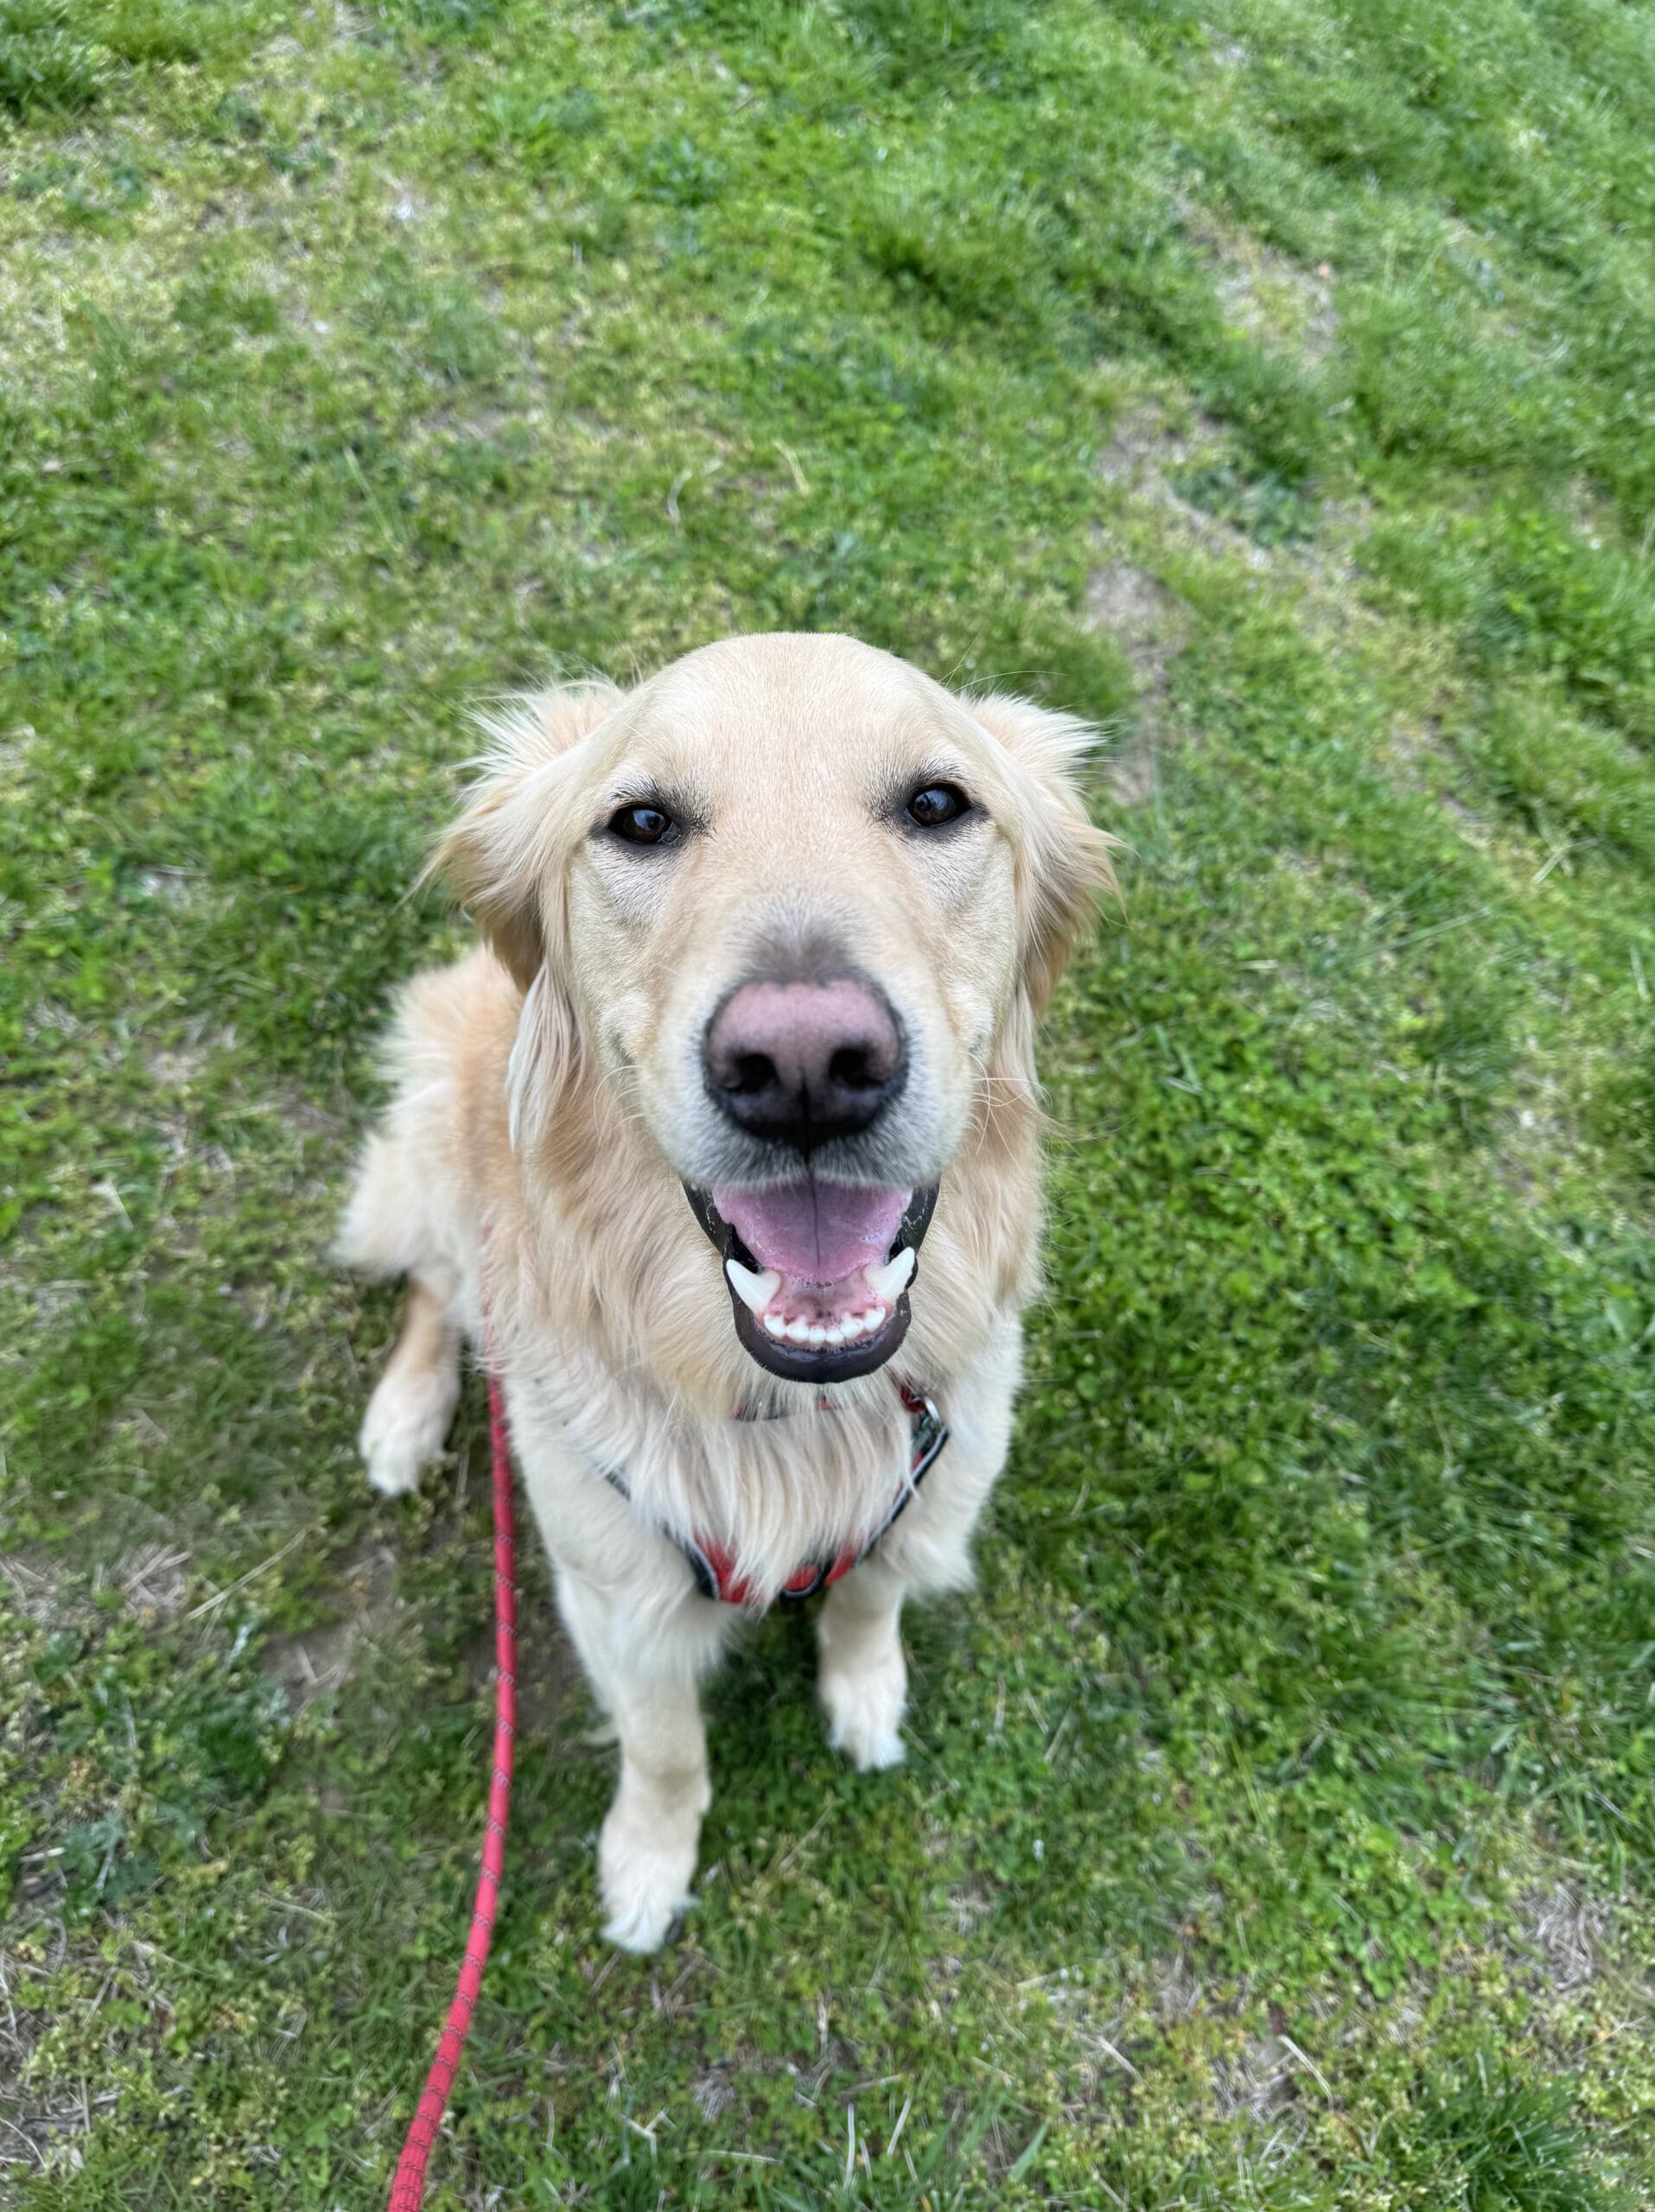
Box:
387;1370;518;2212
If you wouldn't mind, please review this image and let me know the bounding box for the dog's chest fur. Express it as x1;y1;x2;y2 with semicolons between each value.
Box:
500;1295;933;1592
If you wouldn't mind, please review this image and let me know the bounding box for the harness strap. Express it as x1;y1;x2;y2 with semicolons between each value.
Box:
602;1382;949;1610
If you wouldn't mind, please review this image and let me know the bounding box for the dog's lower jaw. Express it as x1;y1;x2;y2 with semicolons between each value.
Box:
730;1282;913;1382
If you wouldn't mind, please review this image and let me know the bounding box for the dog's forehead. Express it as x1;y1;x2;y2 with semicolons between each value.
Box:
619;632;983;792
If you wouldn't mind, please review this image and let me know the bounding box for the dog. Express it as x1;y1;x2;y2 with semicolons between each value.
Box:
338;631;1116;1949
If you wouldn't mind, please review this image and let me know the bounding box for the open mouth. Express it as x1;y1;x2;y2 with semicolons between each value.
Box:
684;1179;939;1382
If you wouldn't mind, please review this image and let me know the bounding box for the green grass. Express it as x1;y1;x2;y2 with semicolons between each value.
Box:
4;0;1655;2202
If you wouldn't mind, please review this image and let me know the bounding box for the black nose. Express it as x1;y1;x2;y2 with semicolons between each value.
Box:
703;976;907;1151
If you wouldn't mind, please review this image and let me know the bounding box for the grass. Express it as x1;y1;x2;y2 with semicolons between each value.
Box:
3;0;1655;2201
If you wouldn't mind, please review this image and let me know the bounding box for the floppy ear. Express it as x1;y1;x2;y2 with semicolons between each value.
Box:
428;680;623;991
428;681;623;1147
967;693;1120;1017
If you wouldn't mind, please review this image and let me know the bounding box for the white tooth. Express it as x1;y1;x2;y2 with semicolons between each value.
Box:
726;1257;781;1315
866;1249;915;1305
786;1318;812;1344
824;1321;850;1345
837;1316;861;1342
764;1313;789;1338
806;1325;830;1347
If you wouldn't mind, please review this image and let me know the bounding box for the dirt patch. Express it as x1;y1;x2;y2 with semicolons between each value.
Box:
1094;397;1382;763
1098;399;1372;592
135;867;200;908
1098;401;1277;576
1212;2033;1302;2122
946;1874;995;1936
1085;561;1187;672
0;1929;113;2179
464;1605;581;1742
1196;215;1340;368
146;1042;210;1090
0;1542;192;1625
1084;559;1191;805
112;1543;191;1616
1529;1879;1615;1993
1098;401;1208;494
0;723;36;780
1152;1950;1205;2022
693;2065;736;2121
261;1543;400;1707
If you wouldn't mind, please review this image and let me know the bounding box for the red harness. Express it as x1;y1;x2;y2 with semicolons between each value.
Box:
603;1382;950;1608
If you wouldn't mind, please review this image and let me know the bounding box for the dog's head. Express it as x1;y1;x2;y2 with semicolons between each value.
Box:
438;633;1115;1386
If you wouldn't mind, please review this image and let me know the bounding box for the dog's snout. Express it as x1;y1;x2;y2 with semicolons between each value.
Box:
703;977;906;1152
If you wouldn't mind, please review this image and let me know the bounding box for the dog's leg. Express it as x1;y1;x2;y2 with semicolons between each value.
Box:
557;1571;714;1953
359;1274;462;1497
817;1560;907;1771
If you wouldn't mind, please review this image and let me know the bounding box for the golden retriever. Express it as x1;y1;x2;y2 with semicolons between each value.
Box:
339;632;1115;1949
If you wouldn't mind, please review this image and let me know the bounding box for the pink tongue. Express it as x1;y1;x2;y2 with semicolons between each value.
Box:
714;1182;910;1284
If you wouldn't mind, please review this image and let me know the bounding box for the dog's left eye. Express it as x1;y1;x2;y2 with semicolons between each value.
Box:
906;782;971;829
608;803;677;847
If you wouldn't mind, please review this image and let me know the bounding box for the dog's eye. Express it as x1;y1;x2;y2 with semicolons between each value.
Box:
906;782;971;829
608;803;676;847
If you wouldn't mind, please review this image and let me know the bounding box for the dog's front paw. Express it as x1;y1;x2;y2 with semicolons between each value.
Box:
359;1364;460;1497
819;1647;907;1772
598;1801;699;1953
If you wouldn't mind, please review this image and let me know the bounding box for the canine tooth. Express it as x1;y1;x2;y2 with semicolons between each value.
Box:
763;1313;789;1338
866;1248;915;1305
726;1257;781;1314
786;1318;812;1344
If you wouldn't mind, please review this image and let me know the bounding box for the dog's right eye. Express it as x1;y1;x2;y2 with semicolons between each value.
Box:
906;781;971;829
608;803;676;847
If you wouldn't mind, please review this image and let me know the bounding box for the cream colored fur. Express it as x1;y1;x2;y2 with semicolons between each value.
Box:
338;632;1114;1950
